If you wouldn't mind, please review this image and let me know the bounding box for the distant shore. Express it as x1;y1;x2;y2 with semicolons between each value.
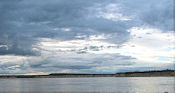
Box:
0;70;174;78
115;69;175;77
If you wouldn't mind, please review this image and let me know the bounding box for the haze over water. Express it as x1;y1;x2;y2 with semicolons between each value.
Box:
0;77;174;93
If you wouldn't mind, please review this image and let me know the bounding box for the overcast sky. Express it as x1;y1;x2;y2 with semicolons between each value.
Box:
0;0;174;74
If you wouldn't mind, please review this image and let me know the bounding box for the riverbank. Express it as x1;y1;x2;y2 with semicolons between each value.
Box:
0;70;174;78
115;69;175;77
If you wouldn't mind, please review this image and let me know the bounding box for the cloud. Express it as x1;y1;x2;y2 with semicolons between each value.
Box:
0;0;174;74
0;50;137;74
0;0;132;56
116;26;175;64
120;0;174;31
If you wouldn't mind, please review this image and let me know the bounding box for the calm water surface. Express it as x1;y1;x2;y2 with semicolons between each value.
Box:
0;77;174;93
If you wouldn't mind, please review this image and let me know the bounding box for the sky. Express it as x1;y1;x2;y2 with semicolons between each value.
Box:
0;0;174;75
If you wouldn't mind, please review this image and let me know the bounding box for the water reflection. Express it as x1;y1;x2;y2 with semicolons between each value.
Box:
0;77;174;93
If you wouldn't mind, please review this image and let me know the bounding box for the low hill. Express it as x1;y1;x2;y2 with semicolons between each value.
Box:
115;70;175;77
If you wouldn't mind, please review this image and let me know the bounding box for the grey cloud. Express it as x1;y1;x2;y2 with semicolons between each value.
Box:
42;65;95;70
0;0;40;56
0;0;173;56
0;0;132;56
120;0;174;31
29;59;96;70
140;0;173;31
0;0;173;74
3;53;136;74
76;51;87;54
90;54;136;66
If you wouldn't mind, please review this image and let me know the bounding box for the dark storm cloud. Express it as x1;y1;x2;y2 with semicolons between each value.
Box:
0;0;39;56
0;0;132;56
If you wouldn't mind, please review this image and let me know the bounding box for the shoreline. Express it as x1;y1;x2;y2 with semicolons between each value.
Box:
0;70;174;78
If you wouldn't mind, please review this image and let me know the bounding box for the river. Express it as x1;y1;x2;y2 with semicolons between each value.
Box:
0;77;174;93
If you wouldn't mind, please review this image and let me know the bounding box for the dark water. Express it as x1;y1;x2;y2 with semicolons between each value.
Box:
0;77;174;93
